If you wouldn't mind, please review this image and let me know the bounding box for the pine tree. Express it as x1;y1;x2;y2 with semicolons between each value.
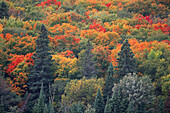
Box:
165;89;170;113
115;39;137;79
33;83;45;113
0;1;9;19
127;101;135;113
104;96;111;113
120;98;129;113
110;86;121;113
48;99;55;113
0;95;5;113
85;104;95;113
0;77;21;112
69;102;85;113
27;24;54;110
103;62;115;103
79;40;97;79
43;104;48;113
94;88;105;113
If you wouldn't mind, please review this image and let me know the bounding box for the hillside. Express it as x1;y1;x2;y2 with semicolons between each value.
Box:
0;0;170;113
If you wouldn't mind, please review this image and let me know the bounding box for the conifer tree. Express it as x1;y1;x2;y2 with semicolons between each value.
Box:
0;77;21;112
115;39;137;79
27;24;54;110
104;96;111;113
85;104;95;113
94;88;105;113
127;101;135;113
165;89;170;113
33;83;45;113
0;1;9;19
79;40;97;79
103;62;115;103
110;86;121;113
69;102;85;113
120;98;129;113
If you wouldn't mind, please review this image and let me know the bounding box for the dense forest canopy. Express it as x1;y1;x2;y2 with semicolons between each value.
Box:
0;0;169;113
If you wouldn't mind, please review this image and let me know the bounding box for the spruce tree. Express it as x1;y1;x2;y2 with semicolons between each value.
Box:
165;89;170;113
127;101;136;113
33;83;45;113
94;88;105;113
115;39;137;79
79;40;97;79
69;102;85;113
110;86;121;113
104;96;111;113
0;1;9;19
27;24;54;110
0;77;21;112
103;62;115;103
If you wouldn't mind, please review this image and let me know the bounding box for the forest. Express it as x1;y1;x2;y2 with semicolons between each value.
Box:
0;0;169;113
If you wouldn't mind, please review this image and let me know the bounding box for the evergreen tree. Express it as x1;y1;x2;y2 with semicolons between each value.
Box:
0;77;21;112
103;62;115;103
33;83;45;113
0;95;5;113
43;104;48;113
0;1;9;19
27;24;54;110
127;101;136;113
85;104;95;113
165;89;170;113
48;99;55;113
120;98;129;113
79;40;97;79
94;88;105;113
115;39;137;79
69;102;85;113
110;86;121;113
104;96;111;113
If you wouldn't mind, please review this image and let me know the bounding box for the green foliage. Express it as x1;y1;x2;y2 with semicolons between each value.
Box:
27;24;54;110
85;104;95;113
0;77;21;112
79;40;97;79
161;74;170;96
0;1;9;19
103;62;115;103
138;48;170;96
69;102;85;113
60;78;104;112
115;39;137;79
110;86;121;113
164;89;170;113
104;96;111;113
127;101;135;113
53;79;70;112
94;88;105;113
111;73;154;112
33;83;45;113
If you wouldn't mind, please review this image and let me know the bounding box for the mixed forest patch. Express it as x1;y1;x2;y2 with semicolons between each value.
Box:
0;0;169;112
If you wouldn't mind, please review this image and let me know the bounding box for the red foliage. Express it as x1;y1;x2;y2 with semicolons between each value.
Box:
89;22;106;32
6;53;34;74
105;3;111;7
59;50;75;58
35;0;61;9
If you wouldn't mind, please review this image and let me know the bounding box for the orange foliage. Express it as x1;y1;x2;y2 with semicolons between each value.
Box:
6;53;34;95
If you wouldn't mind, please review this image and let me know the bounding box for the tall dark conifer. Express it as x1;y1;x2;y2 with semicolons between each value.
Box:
103;62;115;103
94;88;105;113
115;39;137;79
27;24;53;110
79;40;96;79
0;1;9;19
110;87;121;113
